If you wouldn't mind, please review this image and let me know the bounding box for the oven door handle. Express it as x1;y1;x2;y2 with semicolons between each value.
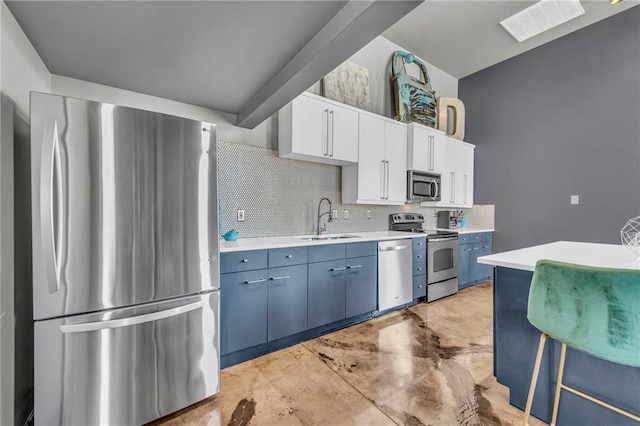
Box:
429;237;458;242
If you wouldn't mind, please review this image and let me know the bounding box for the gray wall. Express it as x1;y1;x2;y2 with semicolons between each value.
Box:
459;7;640;253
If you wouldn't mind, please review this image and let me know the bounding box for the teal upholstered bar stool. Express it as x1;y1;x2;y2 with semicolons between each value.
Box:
523;259;640;426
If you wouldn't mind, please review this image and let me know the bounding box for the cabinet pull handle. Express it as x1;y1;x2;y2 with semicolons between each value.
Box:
450;172;455;203
347;264;362;269
329;110;334;157
417;268;422;271
417;254;423;259
418;285;423;289
285;255;293;258
241;259;249;263
323;109;329;156
464;174;468;205
270;275;290;281
380;160;385;199
430;136;434;171
384;160;390;199
243;278;267;284
329;266;346;271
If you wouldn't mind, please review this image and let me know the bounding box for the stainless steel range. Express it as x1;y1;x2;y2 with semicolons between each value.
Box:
390;213;458;302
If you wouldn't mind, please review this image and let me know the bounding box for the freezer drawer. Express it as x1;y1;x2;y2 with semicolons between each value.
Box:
34;292;219;425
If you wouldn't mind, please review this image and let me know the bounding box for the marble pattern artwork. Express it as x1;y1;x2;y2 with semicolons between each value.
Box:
151;283;544;426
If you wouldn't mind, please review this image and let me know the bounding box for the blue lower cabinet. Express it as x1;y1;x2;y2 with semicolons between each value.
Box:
345;255;377;318
458;232;493;289
308;260;347;328
413;274;426;298
458;245;472;289
267;264;308;341
220;269;268;355
470;243;492;283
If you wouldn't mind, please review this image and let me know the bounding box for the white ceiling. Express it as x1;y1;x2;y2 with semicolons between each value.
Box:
5;0;639;127
5;0;421;127
383;0;640;79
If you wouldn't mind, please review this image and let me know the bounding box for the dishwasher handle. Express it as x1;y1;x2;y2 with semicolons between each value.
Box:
379;245;410;252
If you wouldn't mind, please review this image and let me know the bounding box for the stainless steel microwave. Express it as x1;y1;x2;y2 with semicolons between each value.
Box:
407;170;441;202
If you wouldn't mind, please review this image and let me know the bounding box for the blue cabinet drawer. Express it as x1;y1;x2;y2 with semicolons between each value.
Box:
308;243;346;263
269;246;308;268
481;232;492;242
346;241;377;258
412;237;427;250
459;234;470;245
413;261;426;276
413;249;426;264
220;250;268;274
413;274;426;299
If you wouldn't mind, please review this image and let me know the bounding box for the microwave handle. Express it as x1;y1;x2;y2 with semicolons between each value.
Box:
433;180;439;200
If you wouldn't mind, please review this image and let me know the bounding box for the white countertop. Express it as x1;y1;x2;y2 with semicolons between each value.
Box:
436;227;494;234
220;231;426;252
477;241;640;272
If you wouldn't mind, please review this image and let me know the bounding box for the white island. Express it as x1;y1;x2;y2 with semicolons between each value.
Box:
478;240;640;425
478;240;640;271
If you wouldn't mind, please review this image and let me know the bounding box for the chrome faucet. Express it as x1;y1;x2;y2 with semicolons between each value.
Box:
316;197;333;235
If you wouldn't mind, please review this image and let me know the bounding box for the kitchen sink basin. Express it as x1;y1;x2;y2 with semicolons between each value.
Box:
299;235;361;241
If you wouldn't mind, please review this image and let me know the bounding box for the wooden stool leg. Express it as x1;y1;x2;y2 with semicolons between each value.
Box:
550;342;567;426
523;333;548;426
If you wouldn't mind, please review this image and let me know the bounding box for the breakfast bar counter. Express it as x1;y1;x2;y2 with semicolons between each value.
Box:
478;241;640;425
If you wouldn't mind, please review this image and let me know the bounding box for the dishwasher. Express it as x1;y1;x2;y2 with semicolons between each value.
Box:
378;239;413;311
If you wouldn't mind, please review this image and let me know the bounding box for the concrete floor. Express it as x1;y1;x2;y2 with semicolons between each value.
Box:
153;282;544;426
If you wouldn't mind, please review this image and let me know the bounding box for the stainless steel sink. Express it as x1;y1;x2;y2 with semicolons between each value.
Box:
299;235;361;241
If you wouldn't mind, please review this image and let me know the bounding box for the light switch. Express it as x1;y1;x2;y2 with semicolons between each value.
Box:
343;210;349;220
331;209;338;220
366;209;372;219
571;195;579;205
237;209;245;221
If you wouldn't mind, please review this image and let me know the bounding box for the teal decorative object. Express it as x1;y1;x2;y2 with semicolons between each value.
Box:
391;50;437;128
223;229;239;241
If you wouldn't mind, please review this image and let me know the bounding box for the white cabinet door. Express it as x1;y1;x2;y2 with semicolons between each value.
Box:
356;114;386;201
342;114;407;205
430;131;445;175
329;105;358;163
459;143;474;207
289;94;326;158
279;93;358;165
421;138;475;208
407;124;445;174
385;120;407;204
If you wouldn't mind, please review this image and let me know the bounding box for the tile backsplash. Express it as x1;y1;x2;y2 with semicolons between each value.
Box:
218;140;493;238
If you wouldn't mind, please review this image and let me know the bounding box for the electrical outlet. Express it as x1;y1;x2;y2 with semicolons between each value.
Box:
571;195;579;205
331;209;338;220
237;209;245;221
343;210;349;220
366;209;372;219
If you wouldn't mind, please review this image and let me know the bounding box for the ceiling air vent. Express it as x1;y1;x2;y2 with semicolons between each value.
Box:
500;0;585;42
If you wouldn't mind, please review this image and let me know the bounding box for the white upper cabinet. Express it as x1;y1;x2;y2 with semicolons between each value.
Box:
278;92;358;165
342;113;407;205
422;137;475;209
406;123;445;174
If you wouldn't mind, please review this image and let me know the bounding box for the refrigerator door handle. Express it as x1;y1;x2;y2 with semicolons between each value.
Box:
59;300;206;333
40;119;62;294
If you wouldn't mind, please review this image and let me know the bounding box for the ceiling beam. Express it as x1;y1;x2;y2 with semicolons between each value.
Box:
236;0;423;129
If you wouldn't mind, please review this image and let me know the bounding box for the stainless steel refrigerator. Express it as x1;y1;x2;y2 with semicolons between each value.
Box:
30;92;220;425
